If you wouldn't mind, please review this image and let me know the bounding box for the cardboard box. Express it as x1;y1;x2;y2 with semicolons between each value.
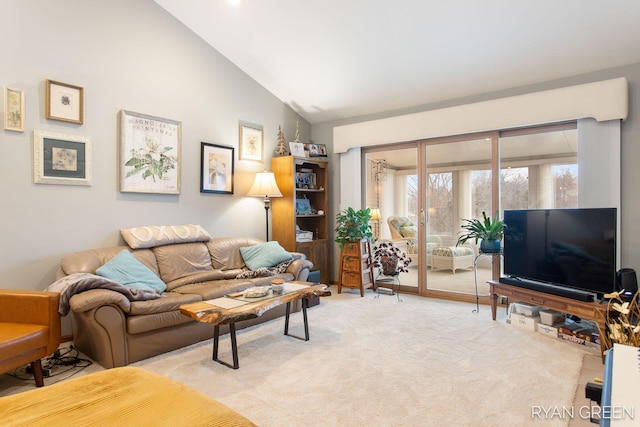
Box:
513;302;544;317
537;322;562;338
539;309;565;326
509;313;540;331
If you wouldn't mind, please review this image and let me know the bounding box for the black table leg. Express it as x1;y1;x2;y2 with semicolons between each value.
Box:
212;323;239;369
284;299;310;341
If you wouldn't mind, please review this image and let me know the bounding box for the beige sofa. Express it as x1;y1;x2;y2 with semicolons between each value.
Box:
53;227;313;369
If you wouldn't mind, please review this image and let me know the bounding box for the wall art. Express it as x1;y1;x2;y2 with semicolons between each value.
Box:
239;124;263;162
33;130;92;186
45;79;83;124
3;87;24;132
119;110;181;194
200;142;234;194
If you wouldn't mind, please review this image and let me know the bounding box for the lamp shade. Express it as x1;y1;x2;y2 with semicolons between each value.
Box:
247;171;283;197
370;208;381;220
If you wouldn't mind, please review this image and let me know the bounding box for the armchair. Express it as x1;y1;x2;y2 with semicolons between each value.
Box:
0;289;61;387
387;216;442;265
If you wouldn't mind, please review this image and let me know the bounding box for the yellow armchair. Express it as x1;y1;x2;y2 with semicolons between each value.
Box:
0;289;61;387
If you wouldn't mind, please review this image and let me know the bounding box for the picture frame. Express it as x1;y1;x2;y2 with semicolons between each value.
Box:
296;197;312;215
3;87;24;132
239;124;263;162
33;130;92;186
296;171;316;189
200;142;234;194
45;80;84;124
317;143;328;157
308;143;321;157
119;110;182;194
289;142;306;157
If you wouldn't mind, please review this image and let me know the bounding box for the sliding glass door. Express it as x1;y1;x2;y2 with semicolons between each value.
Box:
425;136;494;295
365;146;419;292
363;122;578;300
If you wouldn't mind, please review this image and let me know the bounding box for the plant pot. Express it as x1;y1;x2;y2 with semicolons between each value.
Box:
380;255;399;276
480;239;501;253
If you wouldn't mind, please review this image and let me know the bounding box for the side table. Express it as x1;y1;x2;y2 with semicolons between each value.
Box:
473;250;502;313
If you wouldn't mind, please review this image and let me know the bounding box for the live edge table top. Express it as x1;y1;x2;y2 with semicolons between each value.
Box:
180;282;330;326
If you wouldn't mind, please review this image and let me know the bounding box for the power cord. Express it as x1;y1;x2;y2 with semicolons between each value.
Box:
8;344;93;385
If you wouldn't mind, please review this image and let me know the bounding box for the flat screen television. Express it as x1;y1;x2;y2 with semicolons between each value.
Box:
503;208;617;297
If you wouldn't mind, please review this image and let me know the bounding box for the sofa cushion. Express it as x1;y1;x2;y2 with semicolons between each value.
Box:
207;237;264;270
240;241;292;270
164;270;227;292
127;292;201;316
121;224;211;249
96;250;167;292
58;246;159;277
152;242;213;283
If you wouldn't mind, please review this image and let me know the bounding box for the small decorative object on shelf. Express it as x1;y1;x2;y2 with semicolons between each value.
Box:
373;242;411;276
274;126;289;156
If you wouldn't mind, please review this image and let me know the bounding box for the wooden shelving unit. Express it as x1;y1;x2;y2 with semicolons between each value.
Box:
337;239;374;297
272;156;329;284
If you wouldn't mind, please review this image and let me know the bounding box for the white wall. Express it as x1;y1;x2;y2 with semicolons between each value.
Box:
0;0;309;333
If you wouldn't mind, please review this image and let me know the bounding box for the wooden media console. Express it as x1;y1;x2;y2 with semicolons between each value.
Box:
488;280;612;359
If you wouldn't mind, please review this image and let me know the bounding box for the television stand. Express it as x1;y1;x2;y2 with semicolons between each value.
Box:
488;280;611;360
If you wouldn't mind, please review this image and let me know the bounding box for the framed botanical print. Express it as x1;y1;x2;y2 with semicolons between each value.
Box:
239;124;263;162
119;110;181;194
200;142;234;194
33;130;92;186
3;87;24;132
45;80;84;124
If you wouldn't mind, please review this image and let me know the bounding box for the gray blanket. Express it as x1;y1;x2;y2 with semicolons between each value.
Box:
45;272;164;316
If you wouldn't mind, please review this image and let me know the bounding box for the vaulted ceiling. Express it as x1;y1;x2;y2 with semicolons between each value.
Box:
156;0;640;124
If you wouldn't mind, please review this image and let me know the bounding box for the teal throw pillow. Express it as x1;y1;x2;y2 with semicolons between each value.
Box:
240;241;292;271
96;250;167;292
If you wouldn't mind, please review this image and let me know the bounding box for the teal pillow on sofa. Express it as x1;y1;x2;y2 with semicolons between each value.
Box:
240;241;292;271
96;250;167;292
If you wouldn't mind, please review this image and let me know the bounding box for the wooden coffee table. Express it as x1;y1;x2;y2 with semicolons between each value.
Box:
180;281;330;369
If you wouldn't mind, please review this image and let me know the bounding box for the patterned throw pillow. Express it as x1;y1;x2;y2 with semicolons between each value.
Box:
399;225;417;238
121;224;211;249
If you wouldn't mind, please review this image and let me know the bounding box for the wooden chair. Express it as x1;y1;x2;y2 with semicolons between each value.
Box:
0;290;61;387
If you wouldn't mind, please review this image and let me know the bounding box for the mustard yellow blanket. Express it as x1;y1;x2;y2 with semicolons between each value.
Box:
0;367;255;427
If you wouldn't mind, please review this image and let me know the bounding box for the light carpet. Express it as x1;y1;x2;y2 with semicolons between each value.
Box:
130;286;589;427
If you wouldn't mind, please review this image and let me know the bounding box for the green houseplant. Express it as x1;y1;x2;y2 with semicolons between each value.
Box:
335;207;374;250
456;211;505;253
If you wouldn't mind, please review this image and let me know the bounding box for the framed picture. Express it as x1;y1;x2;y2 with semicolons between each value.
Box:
296;172;316;189
3;87;24;132
45;80;84;124
317;143;328;157
296;198;312;215
119;110;181;194
308;143;321;157
289;142;306;157
33;130;92;186
200;142;234;194
239;124;263;162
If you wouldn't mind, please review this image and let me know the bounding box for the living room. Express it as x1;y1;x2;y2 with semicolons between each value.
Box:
2;1;640;425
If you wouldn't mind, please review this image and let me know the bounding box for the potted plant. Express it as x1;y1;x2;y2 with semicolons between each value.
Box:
373;241;412;276
456;211;505;253
335;207;374;250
